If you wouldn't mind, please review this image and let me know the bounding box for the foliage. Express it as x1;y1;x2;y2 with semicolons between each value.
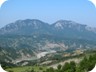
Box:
5;51;96;72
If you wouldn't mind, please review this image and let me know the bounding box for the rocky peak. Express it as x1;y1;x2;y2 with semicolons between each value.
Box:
52;20;87;30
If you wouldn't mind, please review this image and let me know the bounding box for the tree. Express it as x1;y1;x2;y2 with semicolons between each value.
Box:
87;55;95;71
75;66;84;72
8;70;14;72
30;69;35;72
57;64;62;70
70;61;76;72
48;67;55;72
80;56;88;70
62;62;71;72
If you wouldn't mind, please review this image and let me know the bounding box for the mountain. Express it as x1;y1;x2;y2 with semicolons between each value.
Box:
52;20;87;30
51;20;96;40
0;19;51;35
0;19;96;64
0;19;96;40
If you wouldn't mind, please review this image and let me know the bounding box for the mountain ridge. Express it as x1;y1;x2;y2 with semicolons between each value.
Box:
0;19;96;31
0;19;96;63
0;19;96;41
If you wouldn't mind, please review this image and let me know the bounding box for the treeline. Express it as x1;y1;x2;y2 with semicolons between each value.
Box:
22;53;96;72
3;52;96;72
45;53;96;72
0;61;16;69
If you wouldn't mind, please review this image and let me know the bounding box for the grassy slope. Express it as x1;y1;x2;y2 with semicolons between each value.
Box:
6;66;47;72
5;50;96;72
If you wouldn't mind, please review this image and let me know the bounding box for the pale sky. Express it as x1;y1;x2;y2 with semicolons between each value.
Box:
0;0;96;28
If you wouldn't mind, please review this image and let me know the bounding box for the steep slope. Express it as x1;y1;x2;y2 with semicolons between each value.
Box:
51;20;96;40
0;19;96;63
0;19;51;35
0;19;96;40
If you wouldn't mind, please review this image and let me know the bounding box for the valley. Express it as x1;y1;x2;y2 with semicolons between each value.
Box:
0;19;96;72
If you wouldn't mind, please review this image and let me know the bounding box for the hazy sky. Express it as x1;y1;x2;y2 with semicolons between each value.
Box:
0;0;96;28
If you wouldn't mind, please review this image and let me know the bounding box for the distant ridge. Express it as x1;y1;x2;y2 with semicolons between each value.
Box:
0;19;96;40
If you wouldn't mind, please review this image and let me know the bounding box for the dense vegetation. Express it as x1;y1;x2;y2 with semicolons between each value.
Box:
4;51;96;72
37;53;96;72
